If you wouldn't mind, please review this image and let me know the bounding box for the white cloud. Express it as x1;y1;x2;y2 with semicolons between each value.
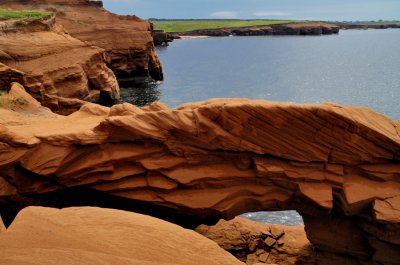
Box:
210;11;238;19
253;12;291;17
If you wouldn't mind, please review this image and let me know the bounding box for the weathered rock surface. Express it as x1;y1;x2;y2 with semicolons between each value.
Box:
0;14;119;114
153;30;176;46
196;217;314;265
176;23;339;37
0;0;163;113
52;1;163;82
0;88;399;264
0;63;24;91
0;206;244;265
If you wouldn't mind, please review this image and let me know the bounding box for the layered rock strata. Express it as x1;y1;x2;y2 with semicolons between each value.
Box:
52;1;163;82
196;217;313;265
0;206;244;265
175;23;339;37
0;88;399;264
0;16;119;114
0;0;163;113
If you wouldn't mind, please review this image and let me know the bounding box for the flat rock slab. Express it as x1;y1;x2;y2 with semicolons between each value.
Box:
0;206;244;265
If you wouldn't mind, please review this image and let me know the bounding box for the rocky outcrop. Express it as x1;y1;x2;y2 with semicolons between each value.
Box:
0;206;244;265
196;217;313;265
175;23;339;37
0;89;399;264
0;63;24;91
0;0;163;113
0;17;119;114
52;1;163;83
153;30;177;46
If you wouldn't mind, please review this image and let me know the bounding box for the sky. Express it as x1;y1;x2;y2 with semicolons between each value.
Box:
102;0;400;21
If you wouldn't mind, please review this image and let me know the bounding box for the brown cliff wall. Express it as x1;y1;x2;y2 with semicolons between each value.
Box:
0;88;399;264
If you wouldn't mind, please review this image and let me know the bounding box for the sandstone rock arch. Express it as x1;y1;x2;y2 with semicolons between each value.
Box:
1;88;399;264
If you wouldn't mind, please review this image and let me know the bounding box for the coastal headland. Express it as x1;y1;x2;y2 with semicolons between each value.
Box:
152;20;340;45
0;0;162;114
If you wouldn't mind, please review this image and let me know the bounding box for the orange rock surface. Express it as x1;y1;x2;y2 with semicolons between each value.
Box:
0;0;163;113
0;87;399;264
196;217;313;265
0;15;119;114
0;206;244;265
1;0;163;82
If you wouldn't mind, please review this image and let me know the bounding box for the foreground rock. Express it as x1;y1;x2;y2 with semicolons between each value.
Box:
0;87;399;264
0;206;243;265
176;22;339;37
196;217;313;265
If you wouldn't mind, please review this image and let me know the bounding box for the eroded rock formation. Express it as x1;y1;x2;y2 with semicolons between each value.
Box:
0;86;399;264
0;206;244;265
0;0;163;113
196;217;313;265
52;1;163;82
0;16;119;114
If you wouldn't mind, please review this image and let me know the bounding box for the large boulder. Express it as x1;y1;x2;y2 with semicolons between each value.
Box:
0;206;244;265
0;92;399;264
196;217;313;265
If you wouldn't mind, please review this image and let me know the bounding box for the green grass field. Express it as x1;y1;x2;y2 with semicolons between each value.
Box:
0;9;52;21
152;20;299;32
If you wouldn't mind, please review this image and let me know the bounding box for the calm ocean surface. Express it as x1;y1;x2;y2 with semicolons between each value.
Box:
121;29;400;225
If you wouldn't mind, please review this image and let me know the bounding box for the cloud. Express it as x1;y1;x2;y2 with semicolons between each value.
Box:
253;11;291;17
209;11;238;19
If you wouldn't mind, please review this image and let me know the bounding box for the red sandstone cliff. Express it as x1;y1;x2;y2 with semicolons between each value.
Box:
0;0;163;113
0;16;119;114
0;85;399;264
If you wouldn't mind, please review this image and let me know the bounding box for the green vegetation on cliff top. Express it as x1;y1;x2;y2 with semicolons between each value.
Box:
0;9;52;20
151;20;299;32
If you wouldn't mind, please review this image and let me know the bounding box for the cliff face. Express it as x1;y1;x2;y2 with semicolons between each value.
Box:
0;16;119;114
1;86;399;264
53;2;163;82
0;0;163;113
